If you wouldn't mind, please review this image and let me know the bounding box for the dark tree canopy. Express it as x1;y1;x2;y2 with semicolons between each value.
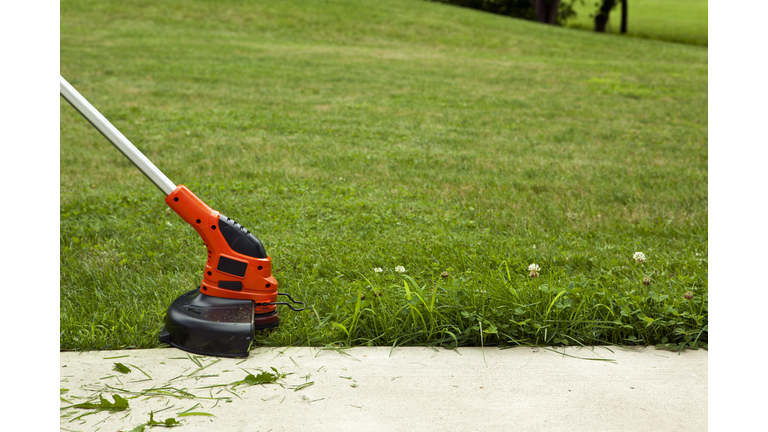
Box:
433;0;578;26
434;0;627;33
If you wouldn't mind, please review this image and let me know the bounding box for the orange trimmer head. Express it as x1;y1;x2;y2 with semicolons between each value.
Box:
60;76;304;358
157;185;304;357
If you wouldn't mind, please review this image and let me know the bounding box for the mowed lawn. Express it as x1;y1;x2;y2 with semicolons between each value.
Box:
60;0;707;351
566;0;708;45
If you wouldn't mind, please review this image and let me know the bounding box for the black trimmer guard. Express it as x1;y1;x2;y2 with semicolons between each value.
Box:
159;288;276;358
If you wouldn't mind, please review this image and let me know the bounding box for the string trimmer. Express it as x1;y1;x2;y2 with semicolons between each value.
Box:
60;76;304;357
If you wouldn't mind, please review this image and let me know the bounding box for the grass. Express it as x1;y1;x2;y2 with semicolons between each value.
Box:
60;0;707;352
565;0;708;46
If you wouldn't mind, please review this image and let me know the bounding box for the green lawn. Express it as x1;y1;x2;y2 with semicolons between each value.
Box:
60;0;707;352
566;0;708;45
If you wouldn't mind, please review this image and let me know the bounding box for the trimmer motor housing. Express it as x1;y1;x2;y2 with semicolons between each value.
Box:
158;185;304;357
164;185;279;312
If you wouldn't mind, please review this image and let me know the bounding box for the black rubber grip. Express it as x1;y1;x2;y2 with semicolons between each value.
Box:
218;214;267;258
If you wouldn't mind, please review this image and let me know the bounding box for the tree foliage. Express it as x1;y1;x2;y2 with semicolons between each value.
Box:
432;0;580;26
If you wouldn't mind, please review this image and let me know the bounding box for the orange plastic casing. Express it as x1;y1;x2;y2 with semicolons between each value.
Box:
165;185;278;314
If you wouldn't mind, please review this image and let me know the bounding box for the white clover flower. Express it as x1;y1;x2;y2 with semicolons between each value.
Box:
633;252;646;263
395;266;406;273
528;263;540;277
374;267;383;273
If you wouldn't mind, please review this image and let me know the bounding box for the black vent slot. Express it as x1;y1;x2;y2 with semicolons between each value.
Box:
218;281;244;291
217;256;248;277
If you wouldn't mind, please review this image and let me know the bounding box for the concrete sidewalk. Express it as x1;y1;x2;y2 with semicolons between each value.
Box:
60;346;707;431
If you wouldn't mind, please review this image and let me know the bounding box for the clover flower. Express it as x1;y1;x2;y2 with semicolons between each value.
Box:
395;266;406;273
528;263;540;277
633;252;646;263
374;267;383;273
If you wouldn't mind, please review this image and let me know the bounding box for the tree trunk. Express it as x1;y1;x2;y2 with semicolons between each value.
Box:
594;0;616;33
535;0;561;25
620;0;628;33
